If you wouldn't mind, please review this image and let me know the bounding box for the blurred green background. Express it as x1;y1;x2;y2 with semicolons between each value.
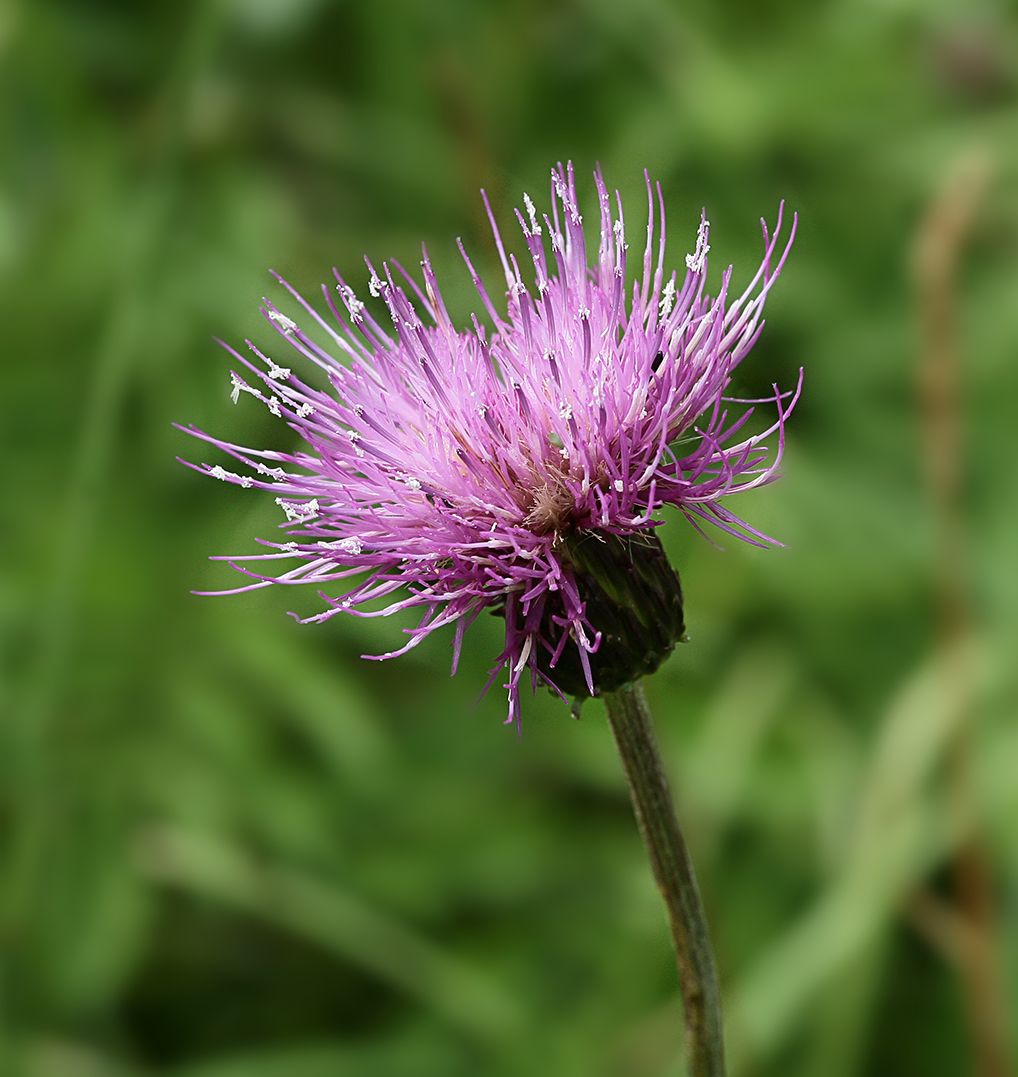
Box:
3;0;1018;1074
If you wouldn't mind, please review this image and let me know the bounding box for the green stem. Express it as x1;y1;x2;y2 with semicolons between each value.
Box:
603;682;725;1077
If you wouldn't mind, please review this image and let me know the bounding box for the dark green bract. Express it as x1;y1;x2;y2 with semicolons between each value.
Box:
541;531;686;698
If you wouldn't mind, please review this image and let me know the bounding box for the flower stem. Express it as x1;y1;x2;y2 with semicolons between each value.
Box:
603;681;725;1077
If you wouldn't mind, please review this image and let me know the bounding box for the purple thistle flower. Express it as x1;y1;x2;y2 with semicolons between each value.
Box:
180;163;799;728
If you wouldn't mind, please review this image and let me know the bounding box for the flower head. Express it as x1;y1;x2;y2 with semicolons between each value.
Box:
180;163;799;727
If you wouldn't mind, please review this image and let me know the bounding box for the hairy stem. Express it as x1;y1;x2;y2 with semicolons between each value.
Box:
604;682;725;1077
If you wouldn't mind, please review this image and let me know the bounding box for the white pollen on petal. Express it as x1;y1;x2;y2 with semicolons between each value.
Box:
268;310;298;333
283;542;299;553
614;479;624;492
523;193;542;234
267;360;291;380
339;537;363;555
338;284;365;316
368;274;384;297
267;398;281;417
240;476;253;488
405;477;422;491
276;497;319;522
296;402;315;418
256;463;287;479
558;402;573;419
659;279;676;318
685;217;710;274
230;372;258;403
209;465;229;481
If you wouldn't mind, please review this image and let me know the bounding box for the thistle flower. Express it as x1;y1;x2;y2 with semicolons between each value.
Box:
181;163;798;727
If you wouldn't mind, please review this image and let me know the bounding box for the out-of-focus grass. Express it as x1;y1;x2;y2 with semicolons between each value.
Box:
2;1;1017;1075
